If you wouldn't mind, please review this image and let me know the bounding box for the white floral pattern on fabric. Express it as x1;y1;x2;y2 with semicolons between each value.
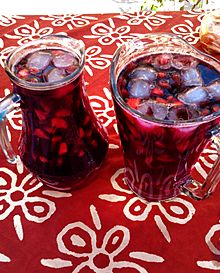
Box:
85;46;112;76
40;14;98;30
0;253;10;263
0;46;17;68
197;220;220;270
182;10;205;23
41;205;164;272
171;19;200;44
0;159;71;241
84;18;139;47
99;168;195;242
115;11;173;31
4;20;67;45
0;15;25;27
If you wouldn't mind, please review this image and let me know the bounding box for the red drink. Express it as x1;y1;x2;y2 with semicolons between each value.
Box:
5;36;108;190
111;37;220;202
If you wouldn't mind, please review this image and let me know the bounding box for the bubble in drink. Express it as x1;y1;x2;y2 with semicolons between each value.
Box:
128;66;157;81
27;51;52;73
178;86;209;106
181;67;203;87
53;52;78;68
127;78;152;99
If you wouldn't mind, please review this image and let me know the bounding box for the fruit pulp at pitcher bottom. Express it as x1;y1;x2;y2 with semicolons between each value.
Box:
116;53;220;201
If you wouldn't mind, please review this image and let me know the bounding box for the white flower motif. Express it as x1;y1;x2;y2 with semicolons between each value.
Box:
0;46;17;68
4;20;67;45
84;18;139;47
0;252;10;263
40;14;98;30
99;168;196;242
0;159;71;241
171;19;200;44
115;11;173;31
85;46;112;76
41;205;164;272
197;220;220;270
182;10;205;23
0;15;25;27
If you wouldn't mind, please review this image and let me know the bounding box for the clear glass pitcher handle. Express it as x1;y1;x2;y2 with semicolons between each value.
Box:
182;126;220;200
0;93;21;163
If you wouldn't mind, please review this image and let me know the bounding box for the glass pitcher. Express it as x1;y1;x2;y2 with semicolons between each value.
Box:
1;35;108;190
110;33;220;202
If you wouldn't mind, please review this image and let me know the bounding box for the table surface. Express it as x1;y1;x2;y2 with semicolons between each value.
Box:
0;11;220;273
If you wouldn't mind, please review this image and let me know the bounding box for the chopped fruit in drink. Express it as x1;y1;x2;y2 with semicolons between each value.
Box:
158;80;171;89
212;105;220;112
34;128;49;139
127;98;141;109
52;136;62;144
156;97;167;104
59;142;68;155
157;72;166;78
55;109;71;117
52;117;68;128
151;87;164;97
152;54;172;69
78;150;85;157
79;128;85;138
39;156;48;163
35;109;46;120
17;68;29;79
91;140;98;148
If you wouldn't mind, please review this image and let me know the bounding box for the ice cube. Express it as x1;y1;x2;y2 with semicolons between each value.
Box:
128;66;157;82
127;79;153;99
152;54;172;70
138;100;168;120
172;55;198;70
181;67;203;87
168;104;199;121
207;81;220;101
178;86;209;105
47;68;65;83
53;52;78;68
27;51;52;72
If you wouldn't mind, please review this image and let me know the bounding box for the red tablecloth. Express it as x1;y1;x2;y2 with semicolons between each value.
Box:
0;11;220;273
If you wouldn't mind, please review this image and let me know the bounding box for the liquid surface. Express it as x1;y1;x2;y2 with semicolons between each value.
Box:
118;53;220;121
14;48;79;83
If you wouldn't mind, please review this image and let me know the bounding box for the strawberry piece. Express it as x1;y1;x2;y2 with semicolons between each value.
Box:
17;68;29;79
151;87;164;97
91;140;98;148
52;118;68;129
59;142;68;155
157;72;166;78
156;97;167;104
126;98;141;109
35;109;46;120
79;128;85;138
52;136;62;144
39;156;48;163
78;150;85;157
212;105;220;112
158;80;171;89
55;109;71;117
34;128;49;139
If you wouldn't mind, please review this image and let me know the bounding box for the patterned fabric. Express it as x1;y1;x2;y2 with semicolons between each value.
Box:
0;11;220;272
